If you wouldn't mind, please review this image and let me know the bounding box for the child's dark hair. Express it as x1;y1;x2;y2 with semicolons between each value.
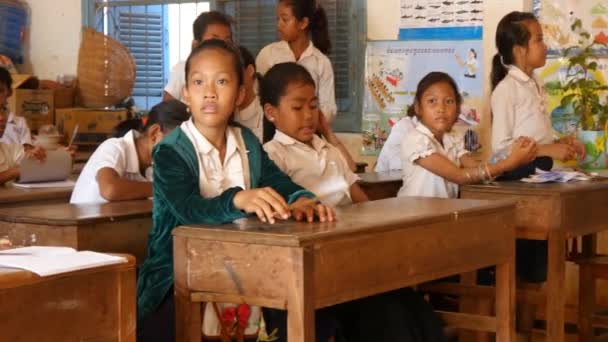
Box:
0;67;12;89
185;39;244;87
470;48;477;59
192;11;232;41
111;100;190;138
145;99;190;133
491;11;537;90
280;0;331;54
407;72;462;117
239;45;261;82
260;62;316;142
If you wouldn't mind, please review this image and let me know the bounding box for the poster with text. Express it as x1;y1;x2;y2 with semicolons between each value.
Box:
362;40;483;155
399;0;484;40
534;0;608;56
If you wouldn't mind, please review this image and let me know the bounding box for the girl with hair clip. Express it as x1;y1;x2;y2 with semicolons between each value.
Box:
70;100;190;205
491;11;582;180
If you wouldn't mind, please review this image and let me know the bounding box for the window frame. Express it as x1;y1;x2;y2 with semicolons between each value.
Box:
82;0;366;132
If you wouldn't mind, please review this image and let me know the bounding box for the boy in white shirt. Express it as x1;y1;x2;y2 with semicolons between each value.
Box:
162;11;232;102
0;67;32;146
70;100;189;204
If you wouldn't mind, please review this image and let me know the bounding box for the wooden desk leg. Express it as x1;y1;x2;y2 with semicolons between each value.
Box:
287;247;315;342
458;272;492;342
174;287;202;342
546;230;567;342
118;267;137;342
579;234;598;341
496;256;516;342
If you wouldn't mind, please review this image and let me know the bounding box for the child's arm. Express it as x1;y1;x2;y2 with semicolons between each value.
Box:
318;113;357;172
96;167;152;201
349;183;369;203
537;143;577;161
0;166;19;185
416;138;537;185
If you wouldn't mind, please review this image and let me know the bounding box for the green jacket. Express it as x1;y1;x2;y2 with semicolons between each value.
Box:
136;126;312;324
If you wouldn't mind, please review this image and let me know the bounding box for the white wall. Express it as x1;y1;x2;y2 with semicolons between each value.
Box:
21;0;81;80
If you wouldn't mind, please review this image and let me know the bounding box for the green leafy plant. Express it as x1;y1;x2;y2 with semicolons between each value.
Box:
559;18;608;131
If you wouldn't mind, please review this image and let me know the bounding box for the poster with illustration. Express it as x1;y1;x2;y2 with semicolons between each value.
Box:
362;40;483;155
539;57;608;136
534;0;608;55
399;0;484;40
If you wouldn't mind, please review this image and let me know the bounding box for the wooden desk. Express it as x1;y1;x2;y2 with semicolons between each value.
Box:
356;171;402;200
0;254;136;342
173;197;517;342
461;180;608;342
0;182;73;208
0;200;152;263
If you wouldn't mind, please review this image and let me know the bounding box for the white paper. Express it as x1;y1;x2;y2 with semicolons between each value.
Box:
521;168;592;183
17;149;72;183
0;246;126;276
12;180;75;189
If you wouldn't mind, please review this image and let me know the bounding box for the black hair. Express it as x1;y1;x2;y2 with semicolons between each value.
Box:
111;119;143;138
145;99;190;133
0;67;12;89
470;48;477;59
192;11;232;42
185;39;244;87
407;72;462;118
279;0;331;54
491;11;538;90
110;100;190;138
259;62;315;142
239;45;261;83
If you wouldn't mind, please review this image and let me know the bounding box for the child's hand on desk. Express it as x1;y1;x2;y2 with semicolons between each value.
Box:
63;144;77;158
24;145;46;163
557;136;584;158
506;137;537;168
541;143;577;161
290;197;335;223
233;187;290;224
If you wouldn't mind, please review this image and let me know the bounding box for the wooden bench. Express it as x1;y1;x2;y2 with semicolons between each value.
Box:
0;200;152;263
0;254;136;341
173;197;517;342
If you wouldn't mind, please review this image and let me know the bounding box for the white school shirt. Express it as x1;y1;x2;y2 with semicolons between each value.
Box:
180;119;250;197
0;142;24;174
264;130;358;207
491;65;553;154
70;130;150;204
163;60;186;102
0;112;32;145
235;95;263;143
256;41;337;122
397;123;469;199
375;116;417;172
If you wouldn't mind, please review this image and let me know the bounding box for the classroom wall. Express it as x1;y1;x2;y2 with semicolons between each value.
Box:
20;0;81;80
336;0;533;169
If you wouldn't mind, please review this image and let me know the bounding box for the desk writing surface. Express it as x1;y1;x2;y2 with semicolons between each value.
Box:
0;199;152;226
174;197;515;247
462;178;608;195
0;182;73;205
356;170;402;184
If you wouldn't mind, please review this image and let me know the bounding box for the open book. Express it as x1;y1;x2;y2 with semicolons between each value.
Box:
0;246;127;276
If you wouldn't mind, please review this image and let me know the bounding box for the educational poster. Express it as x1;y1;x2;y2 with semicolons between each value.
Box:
399;0;484;40
534;0;608;55
539;57;608;136
361;40;483;155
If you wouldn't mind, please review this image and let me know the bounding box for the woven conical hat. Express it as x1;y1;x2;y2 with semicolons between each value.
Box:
77;28;136;108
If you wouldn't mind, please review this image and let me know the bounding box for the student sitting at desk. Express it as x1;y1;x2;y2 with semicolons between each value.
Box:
70;100;189;204
0;67;32;146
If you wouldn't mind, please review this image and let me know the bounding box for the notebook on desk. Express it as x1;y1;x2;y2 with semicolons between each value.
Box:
15;149;72;185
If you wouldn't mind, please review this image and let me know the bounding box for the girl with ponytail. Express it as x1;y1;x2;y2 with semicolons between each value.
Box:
256;0;337;123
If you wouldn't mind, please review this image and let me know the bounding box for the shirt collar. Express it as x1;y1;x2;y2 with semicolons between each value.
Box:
7;112;15;124
279;40;316;61
414;121;459;150
123;129;142;174
184;119;244;156
273;129;328;152
507;65;534;83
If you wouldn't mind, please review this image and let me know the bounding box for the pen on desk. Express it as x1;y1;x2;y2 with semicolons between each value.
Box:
67;124;79;148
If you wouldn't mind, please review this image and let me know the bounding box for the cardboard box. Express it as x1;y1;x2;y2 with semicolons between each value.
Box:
55;108;128;145
7;75;75;132
8;74;54;132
